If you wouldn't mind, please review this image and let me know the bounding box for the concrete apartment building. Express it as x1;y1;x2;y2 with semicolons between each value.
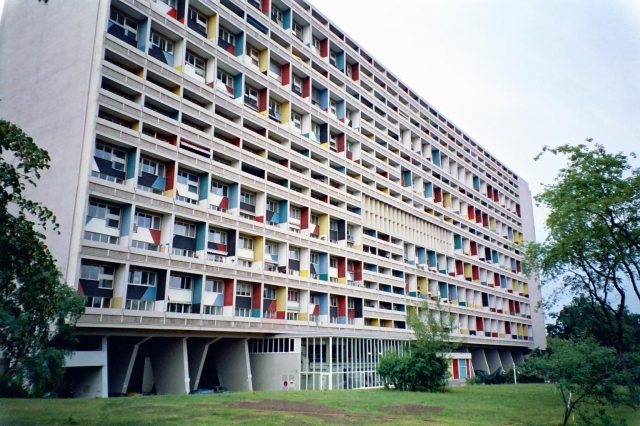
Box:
0;0;544;398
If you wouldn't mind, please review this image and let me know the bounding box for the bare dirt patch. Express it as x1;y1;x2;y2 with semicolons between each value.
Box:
227;400;395;422
227;400;346;415
385;404;443;415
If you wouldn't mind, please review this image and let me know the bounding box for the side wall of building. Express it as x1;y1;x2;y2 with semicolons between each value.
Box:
518;178;546;349
0;0;106;280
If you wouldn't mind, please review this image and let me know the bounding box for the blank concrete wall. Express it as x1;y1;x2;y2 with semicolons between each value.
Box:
250;353;300;391
210;339;252;391
70;367;104;399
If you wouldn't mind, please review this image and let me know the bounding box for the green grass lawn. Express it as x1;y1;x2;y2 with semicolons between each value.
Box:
0;384;637;426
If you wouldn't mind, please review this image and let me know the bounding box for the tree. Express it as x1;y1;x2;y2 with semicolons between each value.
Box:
0;120;85;397
377;303;453;392
522;337;625;426
547;296;640;354
524;140;640;401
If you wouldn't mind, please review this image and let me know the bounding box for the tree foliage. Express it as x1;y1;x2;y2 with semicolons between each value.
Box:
377;304;453;392
0;120;85;397
523;140;640;401
521;337;626;426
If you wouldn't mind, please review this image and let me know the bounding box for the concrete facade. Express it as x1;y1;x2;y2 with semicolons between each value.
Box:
0;0;544;396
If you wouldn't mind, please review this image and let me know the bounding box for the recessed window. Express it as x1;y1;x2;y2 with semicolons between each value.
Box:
208;228;226;244
88;201;121;229
109;9;138;41
216;69;234;88
240;191;256;205
149;31;174;54
205;279;224;293
169;275;193;290
311;253;320;265
185;50;206;77
80;264;115;289
289;248;300;260
287;290;299;302
128;269;157;287
236;283;252;297
167;302;192;313
174;220;196;238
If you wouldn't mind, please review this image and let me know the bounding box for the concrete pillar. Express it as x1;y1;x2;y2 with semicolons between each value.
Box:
512;350;525;366
485;348;502;373
64;337;109;398
470;348;489;372
187;338;219;391
211;338;253;391
151;338;190;395
120;337;152;395
499;349;515;369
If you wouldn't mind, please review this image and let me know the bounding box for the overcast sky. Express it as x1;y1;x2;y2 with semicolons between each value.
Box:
309;0;640;313
1;0;639;311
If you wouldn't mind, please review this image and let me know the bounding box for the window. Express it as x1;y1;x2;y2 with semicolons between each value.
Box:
329;51;337;67
109;9;138;40
239;236;254;250
216;70;234;88
128;269;157;286
210;180;228;196
330;100;337;116
289;248;299;260
244;85;259;108
86;296;113;309
207;253;225;262
149;31;174;54
189;7;207;32
203;305;223;315
345;63;352;77
239;212;255;221
263;287;276;299
236;283;252;297
289;207;300;220
169;275;193;290
264;263;278;272
289;269;299;276
287;312;299;321
240;191;255;205
309;314;318;322
310;294;320;305
88;201;121;229
237;259;252;267
158;0;176;7
269;61;282;79
330;277;338;283
218;28;235;48
176;195;198;205
345;109;352;121
292;22;303;41
205;279;224;293
330;296;338;307
348;298;355;309
263;310;277;319
266;199;279;212
287;290;299;302
312;36;320;50
185;50;206;77
330;258;338;268
292;112;301;129
174;220;196;238
311;123;321;137
311;89;321;106
80;264;115;289
269;100;281;117
177;170;199;195
310;253;319;265
330;220;338;231
125;299;153;311
172;247;196;258
292;76;302;94
93;143;126;184
135;211;161;230
132;240;160;251
235;307;250;317
247;45;260;67
271;6;283;25
265;242;278;255
208;228;226;244
139;157;165;177
167;303;192;313
311;214;320;225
